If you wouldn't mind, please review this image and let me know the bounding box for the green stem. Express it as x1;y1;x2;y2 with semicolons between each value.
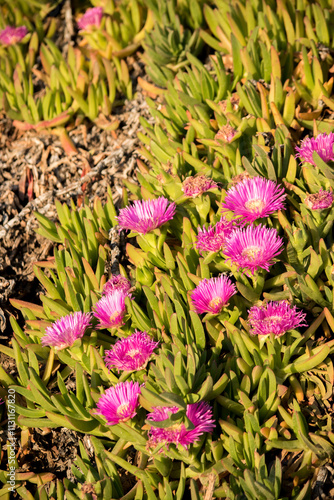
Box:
251;272;265;295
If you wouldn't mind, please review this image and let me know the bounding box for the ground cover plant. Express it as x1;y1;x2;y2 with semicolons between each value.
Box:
1;0;334;498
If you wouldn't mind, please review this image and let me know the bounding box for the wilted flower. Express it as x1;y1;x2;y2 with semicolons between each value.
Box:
196;218;234;254
215;124;238;143
0;26;28;45
147;402;215;449
182;175;218;198
104;331;159;372
231;171;251;185
191;275;236;314
224;224;284;274
103;275;131;295
248;301;307;336
219;94;240;113
222;177;286;223
295;132;334;165
77;7;103;30
96;382;141;425
117;197;176;234
304;189;333;210
41;311;92;350
93;290;127;329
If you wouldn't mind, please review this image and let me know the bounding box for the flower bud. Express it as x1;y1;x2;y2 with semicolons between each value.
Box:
136;266;154;286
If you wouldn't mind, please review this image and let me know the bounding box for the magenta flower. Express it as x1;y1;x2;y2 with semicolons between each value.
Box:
295;133;334;165
104;331;159;372
215;124;238;143
191;275;236;314
77;7;103;30
147;402;215;449
0;26;28;45
196;218;234;254
103;275;131;296
224;224;284;274
182;175;218;198
96;381;141;425
93;290;127;329
117;197;176;234
41;311;92;350
304;189;333;210
248;301;307;337
222;177;286;224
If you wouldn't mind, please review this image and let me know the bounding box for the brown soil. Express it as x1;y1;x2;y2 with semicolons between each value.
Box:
0;83;152;336
0;63;153;491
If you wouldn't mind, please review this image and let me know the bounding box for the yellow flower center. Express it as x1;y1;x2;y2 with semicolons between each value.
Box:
264;315;281;323
168;423;183;431
109;311;120;323
242;246;261;261
117;402;130;417
127;348;141;358
244;199;266;212
208;296;224;311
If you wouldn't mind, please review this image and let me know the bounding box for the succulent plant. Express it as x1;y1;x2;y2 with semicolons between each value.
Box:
142;0;205;86
78;0;153;59
1;37;122;131
0;0;60;18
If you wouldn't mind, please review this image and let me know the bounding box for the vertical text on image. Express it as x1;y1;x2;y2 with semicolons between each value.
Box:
7;388;16;493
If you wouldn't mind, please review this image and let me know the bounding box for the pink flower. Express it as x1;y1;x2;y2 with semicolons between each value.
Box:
147;402;215;449
104;331;159;372
0;26;28;45
93;290;127;329
196;218;234;254
41;311;92;350
117;197;176;234
295;133;334;165
103;275;131;296
191;275;236;314
77;7;103;30
96;381;141;425
182;175;218;198
224;224;284;274
215;124;238;143
304;189;333;210
222;177;286;224
248;301;307;336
